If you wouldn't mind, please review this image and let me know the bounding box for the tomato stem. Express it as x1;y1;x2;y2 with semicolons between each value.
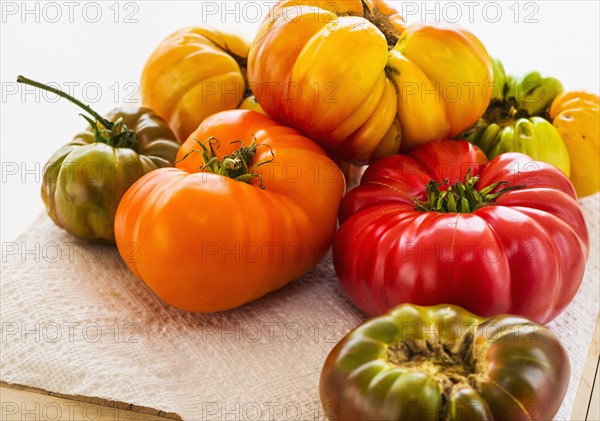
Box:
176;136;274;190
16;75;139;152
17;75;112;128
414;169;523;213
361;0;400;48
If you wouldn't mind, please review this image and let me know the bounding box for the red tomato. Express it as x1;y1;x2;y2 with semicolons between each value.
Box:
334;140;589;323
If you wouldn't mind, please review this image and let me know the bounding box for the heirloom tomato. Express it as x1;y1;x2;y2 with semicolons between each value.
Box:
334;140;589;323
464;58;570;176
17;76;179;244
320;304;570;421
141;26;263;142
549;91;600;197
248;0;493;163
115;110;345;312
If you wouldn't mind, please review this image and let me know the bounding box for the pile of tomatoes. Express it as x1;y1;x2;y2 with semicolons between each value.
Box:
20;1;598;419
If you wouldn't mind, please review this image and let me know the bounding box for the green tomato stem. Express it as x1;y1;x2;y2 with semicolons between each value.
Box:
17;75;139;152
176;136;274;190
17;75;114;130
414;170;523;213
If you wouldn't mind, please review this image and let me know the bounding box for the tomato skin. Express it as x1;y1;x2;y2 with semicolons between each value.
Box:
248;1;492;164
115;110;345;312
320;304;570;421
550;91;600;198
141;26;255;142
334;140;589;323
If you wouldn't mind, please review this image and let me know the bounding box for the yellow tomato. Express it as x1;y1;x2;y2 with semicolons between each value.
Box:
238;95;265;114
248;0;492;163
141;26;251;141
550;91;600;197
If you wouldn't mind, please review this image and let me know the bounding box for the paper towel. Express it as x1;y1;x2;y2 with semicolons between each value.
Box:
1;194;598;420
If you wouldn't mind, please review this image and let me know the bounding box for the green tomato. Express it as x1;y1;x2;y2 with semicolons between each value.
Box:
462;58;570;176
467;116;570;176
17;75;180;244
41;107;179;243
320;304;569;421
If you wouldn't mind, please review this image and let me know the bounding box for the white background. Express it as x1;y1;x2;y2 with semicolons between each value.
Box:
1;0;599;243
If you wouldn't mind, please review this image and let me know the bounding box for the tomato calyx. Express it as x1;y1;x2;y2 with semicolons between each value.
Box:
482;100;530;129
474;63;564;130
177;136;274;189
386;331;480;407
16;75;139;152
414;169;523;213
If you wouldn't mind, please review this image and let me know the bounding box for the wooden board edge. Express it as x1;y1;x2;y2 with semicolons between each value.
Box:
0;382;182;420
571;313;600;420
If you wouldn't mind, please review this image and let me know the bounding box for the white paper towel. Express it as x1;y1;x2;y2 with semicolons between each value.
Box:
1;194;598;420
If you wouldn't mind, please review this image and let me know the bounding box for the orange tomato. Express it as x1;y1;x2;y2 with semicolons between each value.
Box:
115;110;345;312
248;0;492;163
141;26;263;142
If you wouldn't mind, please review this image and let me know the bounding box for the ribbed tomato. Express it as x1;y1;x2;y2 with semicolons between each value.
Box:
321;304;570;420
249;0;492;163
141;26;260;141
334;140;589;323
115;110;345;312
